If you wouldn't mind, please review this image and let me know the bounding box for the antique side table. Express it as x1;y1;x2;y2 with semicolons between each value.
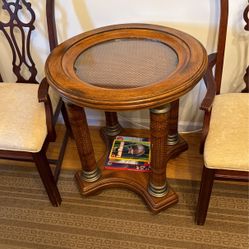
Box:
45;23;207;212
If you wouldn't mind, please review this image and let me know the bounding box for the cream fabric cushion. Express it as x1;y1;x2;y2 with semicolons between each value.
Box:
0;83;59;153
204;93;249;171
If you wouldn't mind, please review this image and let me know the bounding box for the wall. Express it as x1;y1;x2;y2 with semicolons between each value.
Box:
0;0;248;131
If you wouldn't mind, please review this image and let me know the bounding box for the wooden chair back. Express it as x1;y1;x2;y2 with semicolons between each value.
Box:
214;0;228;94
242;4;249;92
214;0;248;94
0;0;57;83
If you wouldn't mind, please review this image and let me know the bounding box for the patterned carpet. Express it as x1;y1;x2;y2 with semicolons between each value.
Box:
0;165;248;249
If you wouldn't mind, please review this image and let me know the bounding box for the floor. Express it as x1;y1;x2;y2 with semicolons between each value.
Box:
51;125;204;181
0;124;204;181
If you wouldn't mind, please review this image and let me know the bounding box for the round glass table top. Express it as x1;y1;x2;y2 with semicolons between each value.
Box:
74;38;178;89
45;23;207;110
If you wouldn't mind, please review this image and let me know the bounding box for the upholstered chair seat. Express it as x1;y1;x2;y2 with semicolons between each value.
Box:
0;83;59;153
0;83;59;152
204;93;249;171
0;83;46;152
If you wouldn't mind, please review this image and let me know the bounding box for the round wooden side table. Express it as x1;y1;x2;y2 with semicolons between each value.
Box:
45;23;207;212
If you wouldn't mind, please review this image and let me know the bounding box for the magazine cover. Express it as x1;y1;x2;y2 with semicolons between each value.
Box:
104;136;151;172
109;139;150;162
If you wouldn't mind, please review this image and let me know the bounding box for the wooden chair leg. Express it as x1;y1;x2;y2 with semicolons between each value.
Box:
195;166;215;225
33;151;62;206
61;101;73;137
53;128;69;183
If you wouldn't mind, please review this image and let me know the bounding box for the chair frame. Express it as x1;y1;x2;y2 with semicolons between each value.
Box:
0;0;71;206
196;0;249;225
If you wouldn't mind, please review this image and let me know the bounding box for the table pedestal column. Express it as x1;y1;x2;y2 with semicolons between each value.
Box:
66;103;101;182
148;104;170;197
104;112;122;136
167;100;188;158
168;100;180;145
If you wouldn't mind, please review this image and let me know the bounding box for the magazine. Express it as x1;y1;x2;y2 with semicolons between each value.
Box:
109;139;150;162
104;159;151;172
104;136;151;172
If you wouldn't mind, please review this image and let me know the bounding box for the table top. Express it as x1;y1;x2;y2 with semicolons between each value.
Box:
45;23;207;111
74;38;178;89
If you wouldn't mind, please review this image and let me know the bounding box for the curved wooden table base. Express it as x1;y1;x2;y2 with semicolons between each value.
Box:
75;128;187;213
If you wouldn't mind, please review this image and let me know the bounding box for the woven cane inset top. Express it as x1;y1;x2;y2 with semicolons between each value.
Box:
74;38;178;89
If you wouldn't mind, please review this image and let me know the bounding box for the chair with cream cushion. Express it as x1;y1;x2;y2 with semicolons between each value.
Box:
0;0;70;206
195;0;249;225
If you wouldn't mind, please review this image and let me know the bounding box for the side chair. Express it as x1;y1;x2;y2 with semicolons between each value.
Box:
195;0;249;225
0;0;70;206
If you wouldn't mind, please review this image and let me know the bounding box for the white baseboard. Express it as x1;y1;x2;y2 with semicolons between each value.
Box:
58;110;202;133
86;115;202;133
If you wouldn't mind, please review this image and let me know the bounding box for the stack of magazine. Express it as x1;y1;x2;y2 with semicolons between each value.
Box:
104;136;151;172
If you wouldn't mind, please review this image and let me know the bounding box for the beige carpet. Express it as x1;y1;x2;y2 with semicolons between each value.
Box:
0;165;248;249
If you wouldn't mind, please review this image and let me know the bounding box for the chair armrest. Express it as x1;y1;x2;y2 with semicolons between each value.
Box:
38;78;56;141
38;78;50;102
199;111;211;154
200;53;217;111
199;53;218;153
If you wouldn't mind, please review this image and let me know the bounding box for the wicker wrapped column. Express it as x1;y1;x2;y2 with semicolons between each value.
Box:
149;104;171;197
66;103;101;182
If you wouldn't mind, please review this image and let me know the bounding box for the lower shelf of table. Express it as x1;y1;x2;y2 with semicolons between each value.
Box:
74;133;188;213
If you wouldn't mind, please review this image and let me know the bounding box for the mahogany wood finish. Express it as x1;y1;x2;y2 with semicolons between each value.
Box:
196;0;249;225
244;4;249;31
0;0;70;206
0;0;37;83
215;0;229;94
242;5;249;93
46;23;207;212
242;66;249;92
33;148;62;204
